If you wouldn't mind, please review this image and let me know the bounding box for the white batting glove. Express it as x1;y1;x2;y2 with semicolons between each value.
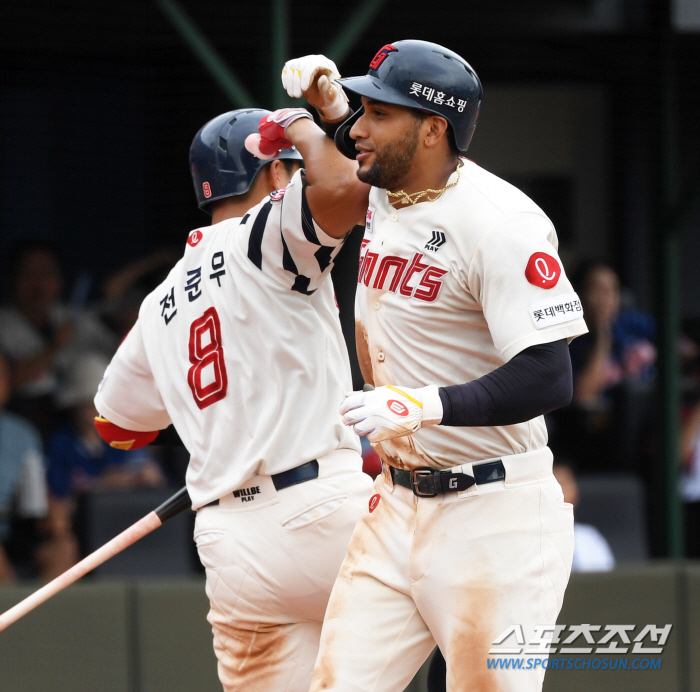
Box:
340;385;443;443
244;107;312;160
281;55;349;121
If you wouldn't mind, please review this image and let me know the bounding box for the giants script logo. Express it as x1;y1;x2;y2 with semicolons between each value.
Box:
369;45;398;70
202;182;212;198
525;252;561;289
387;400;409;416
187;230;203;247
358;243;448;303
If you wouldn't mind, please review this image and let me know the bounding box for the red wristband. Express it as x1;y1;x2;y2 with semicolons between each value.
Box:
94;417;159;450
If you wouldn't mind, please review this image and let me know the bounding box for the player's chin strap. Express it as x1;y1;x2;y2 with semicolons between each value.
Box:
334;107;363;160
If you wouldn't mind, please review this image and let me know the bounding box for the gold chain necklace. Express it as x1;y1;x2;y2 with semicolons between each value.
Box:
386;160;463;206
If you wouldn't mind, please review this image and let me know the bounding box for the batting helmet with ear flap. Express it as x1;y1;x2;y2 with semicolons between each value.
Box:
189;109;303;213
337;40;482;157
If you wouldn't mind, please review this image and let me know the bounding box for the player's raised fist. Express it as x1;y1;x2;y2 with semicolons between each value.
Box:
244;107;313;159
282;55;349;121
340;385;443;443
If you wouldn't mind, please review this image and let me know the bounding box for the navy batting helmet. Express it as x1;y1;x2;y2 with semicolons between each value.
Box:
189;108;303;212
337;40;482;155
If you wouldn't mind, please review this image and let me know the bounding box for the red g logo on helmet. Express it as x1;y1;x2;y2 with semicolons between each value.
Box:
369;45;398;70
525;252;561;289
387;399;409;416
202;182;212;198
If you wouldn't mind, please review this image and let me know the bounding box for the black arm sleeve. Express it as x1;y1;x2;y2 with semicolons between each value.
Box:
438;339;572;427
318;108;354;139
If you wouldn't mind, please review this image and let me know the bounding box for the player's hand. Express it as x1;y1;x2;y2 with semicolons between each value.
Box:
244;107;312;159
94;416;159;450
340;385;443;443
281;55;349;121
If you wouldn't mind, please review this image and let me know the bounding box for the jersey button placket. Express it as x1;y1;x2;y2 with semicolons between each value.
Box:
377;352;385;362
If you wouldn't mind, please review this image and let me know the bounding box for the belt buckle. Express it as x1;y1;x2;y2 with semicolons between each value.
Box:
410;468;438;497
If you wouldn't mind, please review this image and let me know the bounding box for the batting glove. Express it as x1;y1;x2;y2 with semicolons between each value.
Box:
282;55;349;120
340;385;443;443
244;108;313;159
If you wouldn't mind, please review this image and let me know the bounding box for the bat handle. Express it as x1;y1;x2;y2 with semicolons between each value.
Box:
0;486;191;633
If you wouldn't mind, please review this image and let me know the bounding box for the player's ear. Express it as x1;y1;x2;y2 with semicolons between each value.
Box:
268;159;287;191
423;115;449;149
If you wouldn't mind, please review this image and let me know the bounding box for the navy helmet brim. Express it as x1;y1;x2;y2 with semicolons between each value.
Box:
338;75;422;112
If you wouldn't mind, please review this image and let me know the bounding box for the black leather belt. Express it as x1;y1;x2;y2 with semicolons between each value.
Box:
206;460;319;506
390;460;506;498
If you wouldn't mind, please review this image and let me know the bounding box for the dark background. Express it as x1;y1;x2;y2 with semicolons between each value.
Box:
2;0;700;307
3;0;700;555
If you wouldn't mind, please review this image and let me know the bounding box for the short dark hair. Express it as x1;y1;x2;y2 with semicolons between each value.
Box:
280;158;301;176
410;110;460;155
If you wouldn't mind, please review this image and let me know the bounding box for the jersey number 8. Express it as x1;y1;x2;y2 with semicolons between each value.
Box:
187;307;228;409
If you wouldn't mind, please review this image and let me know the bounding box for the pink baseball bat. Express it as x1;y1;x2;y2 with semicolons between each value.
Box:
0;487;191;633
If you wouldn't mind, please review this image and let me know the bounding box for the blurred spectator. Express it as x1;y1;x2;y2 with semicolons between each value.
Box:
553;463;615;572
0;353;48;583
570;263;655;405
39;353;166;580
0;241;118;438
680;338;700;558
99;248;179;342
548;262;656;473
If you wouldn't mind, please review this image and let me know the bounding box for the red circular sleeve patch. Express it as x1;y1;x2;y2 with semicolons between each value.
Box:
525;252;561;289
369;493;381;513
187;230;203;247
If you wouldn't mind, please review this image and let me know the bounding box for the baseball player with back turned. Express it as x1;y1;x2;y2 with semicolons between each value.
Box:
277;41;588;692
92;108;374;692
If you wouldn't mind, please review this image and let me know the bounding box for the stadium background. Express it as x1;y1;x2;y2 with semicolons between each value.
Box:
1;0;700;690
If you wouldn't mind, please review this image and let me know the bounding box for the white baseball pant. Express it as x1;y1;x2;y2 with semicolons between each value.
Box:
194;449;373;692
310;446;574;692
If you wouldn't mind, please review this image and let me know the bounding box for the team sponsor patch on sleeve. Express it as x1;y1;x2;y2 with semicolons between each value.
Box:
525;252;560;289
529;293;583;329
187;229;203;247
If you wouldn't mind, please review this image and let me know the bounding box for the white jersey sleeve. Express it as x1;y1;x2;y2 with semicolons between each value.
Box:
95;318;172;432
251;168;346;293
468;212;587;361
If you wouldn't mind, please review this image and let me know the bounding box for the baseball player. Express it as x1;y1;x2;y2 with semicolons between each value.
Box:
92;108;373;692
279;42;588;692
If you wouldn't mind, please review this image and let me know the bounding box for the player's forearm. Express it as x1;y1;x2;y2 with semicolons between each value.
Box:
286;119;365;195
439;339;573;427
341;340;572;443
286;118;369;235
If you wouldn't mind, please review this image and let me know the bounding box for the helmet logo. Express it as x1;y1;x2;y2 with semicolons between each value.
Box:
187;230;203;247
369;44;398;70
525;252;561;289
202;182;212;198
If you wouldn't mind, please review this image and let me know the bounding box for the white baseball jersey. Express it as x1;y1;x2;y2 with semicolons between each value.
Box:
96;169;360;509
355;157;588;469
